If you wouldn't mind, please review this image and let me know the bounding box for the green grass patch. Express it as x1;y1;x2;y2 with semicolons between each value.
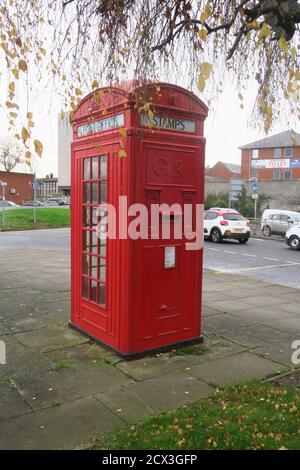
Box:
102;381;300;450
53;361;73;371
169;345;208;357
0;208;70;230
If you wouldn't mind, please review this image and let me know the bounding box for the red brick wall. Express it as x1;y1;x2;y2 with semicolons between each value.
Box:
206;162;240;180
241;147;300;180
0;171;34;204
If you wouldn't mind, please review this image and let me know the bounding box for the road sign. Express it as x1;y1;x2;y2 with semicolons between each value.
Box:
32;182;40;191
252;194;258;200
251;182;258;194
0;181;7;186
229;179;243;202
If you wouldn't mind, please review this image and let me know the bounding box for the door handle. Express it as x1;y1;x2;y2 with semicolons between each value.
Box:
160;304;167;310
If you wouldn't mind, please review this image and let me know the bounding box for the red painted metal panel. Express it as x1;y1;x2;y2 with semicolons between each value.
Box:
70;82;208;355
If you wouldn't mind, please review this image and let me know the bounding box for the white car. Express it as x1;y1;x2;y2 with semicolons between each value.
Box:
204;210;251;244
0;200;20;210
285;224;300;250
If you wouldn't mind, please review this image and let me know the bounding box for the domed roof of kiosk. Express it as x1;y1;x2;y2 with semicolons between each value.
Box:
73;81;208;122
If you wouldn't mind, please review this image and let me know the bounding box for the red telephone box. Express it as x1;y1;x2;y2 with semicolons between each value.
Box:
70;82;208;356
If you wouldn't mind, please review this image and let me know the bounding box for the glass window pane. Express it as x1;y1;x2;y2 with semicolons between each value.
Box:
274;148;281;158
92;182;98;203
83;182;90;203
82;254;89;275
100;182;107;203
90;256;98;278
91;230;98;254
83;206;90;227
285;147;292;157
82;277;88;299
100;156;107;178
90;280;97;302
82;230;90;251
92;206;98;226
100;265;106;281
100;241;106;257
92;157;99;179
84;158;90;180
98;284;106;306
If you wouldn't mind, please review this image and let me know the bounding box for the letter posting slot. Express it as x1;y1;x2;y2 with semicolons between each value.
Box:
70;82;208;356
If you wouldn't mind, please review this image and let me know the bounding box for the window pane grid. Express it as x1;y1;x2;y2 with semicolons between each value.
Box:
81;155;108;307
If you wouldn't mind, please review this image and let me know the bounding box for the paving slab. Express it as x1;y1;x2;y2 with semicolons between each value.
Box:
14;361;133;411
204;299;256;313
0;385;32;419
0;396;122;450
109;371;214;415
14;325;89;351
186;351;286;388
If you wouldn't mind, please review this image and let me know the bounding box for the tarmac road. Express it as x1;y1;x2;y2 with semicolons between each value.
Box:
0;228;299;289
204;236;300;289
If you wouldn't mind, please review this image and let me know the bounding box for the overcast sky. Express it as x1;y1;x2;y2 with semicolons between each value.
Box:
0;71;296;178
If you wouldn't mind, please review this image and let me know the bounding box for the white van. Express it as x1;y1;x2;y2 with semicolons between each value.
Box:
261;209;300;237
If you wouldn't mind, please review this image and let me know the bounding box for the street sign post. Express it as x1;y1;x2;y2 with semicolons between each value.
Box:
229;179;244;208
251;179;259;219
0;180;7;228
32;182;40;224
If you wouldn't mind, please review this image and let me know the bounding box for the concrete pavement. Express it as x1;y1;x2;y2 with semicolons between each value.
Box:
0;237;300;449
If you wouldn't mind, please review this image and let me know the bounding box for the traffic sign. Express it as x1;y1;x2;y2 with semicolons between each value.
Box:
32;182;40;191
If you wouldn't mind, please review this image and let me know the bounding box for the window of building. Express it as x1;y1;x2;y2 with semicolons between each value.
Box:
252;149;259;159
284;170;292;180
274;148;281;158
285;147;292;157
273;170;281;181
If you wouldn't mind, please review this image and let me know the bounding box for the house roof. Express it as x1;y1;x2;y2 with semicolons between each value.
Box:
223;162;241;174
239;130;300;150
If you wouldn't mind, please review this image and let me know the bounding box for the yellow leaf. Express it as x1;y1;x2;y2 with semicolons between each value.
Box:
9;112;17;118
27;112;33;120
259;23;271;39
12;68;19;79
200;62;212;79
25;151;31;159
118;128;127;137
118;149;127;158
197;75;206;92
279;36;288;53
21;126;30;143
92;80;99;89
198;29;207;41
295;71;300;80
8;81;15;93
34;139;43;157
25;160;31;167
19;60;27;72
75;88;82;96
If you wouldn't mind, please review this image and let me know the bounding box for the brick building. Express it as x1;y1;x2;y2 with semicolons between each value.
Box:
37;174;58;199
0;171;34;204
206;161;241;180
240;130;300;181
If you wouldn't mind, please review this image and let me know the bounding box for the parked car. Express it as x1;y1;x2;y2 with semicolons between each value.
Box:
261;209;300;237
44;199;60;207
46;198;66;206
285;223;300;250
209;207;239;214
204;210;251;243
23;200;44;207
0;200;20;210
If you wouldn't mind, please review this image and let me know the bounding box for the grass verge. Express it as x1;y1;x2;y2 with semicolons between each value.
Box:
101;381;300;450
0;208;70;230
